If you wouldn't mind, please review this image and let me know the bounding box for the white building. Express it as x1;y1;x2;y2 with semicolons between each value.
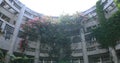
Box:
0;0;120;63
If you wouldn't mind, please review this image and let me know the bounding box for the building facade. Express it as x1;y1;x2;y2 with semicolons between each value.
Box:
0;0;120;63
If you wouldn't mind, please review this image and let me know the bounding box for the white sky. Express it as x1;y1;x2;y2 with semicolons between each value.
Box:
19;0;98;16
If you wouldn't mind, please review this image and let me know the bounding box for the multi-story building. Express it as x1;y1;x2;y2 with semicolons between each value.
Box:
0;0;120;63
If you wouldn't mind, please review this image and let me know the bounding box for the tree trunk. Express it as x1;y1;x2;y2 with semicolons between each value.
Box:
108;47;118;63
34;36;41;63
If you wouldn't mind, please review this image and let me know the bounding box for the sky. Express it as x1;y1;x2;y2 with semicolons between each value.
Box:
19;0;98;16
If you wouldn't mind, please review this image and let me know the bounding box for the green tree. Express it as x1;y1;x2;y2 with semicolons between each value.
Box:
96;0;107;25
114;0;120;10
46;24;72;63
43;15;73;63
93;4;120;63
0;49;5;63
92;1;120;63
52;13;83;63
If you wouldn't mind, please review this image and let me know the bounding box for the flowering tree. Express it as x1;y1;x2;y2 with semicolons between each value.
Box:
21;16;51;63
21;13;85;63
21;15;73;63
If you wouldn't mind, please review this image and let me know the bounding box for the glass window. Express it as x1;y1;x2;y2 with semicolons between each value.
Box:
85;33;95;42
0;12;3;18
9;8;16;14
13;3;21;10
9;0;14;3
72;49;82;53
5;24;14;34
3;4;10;9
0;20;3;28
87;47;96;51
0;2;5;6
26;47;35;52
86;27;92;33
72;36;81;43
13;21;16;25
25;11;32;16
1;15;10;22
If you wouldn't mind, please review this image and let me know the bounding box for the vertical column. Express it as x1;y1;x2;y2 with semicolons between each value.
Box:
34;35;41;63
8;5;26;54
43;59;45;63
108;47;118;63
80;28;89;63
5;5;26;63
0;0;3;4
71;59;72;63
99;57;102;63
1;22;6;32
78;59;81;63
51;60;53;63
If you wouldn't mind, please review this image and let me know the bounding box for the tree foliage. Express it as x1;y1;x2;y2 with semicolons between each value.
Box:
92;11;120;48
21;13;83;63
114;0;120;10
96;0;106;25
21;16;73;63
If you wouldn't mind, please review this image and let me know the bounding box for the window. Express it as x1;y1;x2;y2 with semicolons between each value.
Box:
0;12;2;17
4;24;14;40
3;4;10;9
66;29;80;36
102;0;108;6
94;15;97;19
1;15;10;22
22;17;29;21
72;36;81;43
9;0;13;3
8;8;17;14
105;9;108;14
72;49;82;53
0;2;5;6
13;21;16;25
86;25;97;33
13;3;21;10
87;47;96;51
98;45;104;49
1;2;17;14
5;24;14;34
18;30;23;38
0;20;3;28
85;33;96;43
26;47;35;52
40;50;49;53
25;11;32;16
111;3;116;8
86;27;92;33
92;25;97;29
72;60;79;63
